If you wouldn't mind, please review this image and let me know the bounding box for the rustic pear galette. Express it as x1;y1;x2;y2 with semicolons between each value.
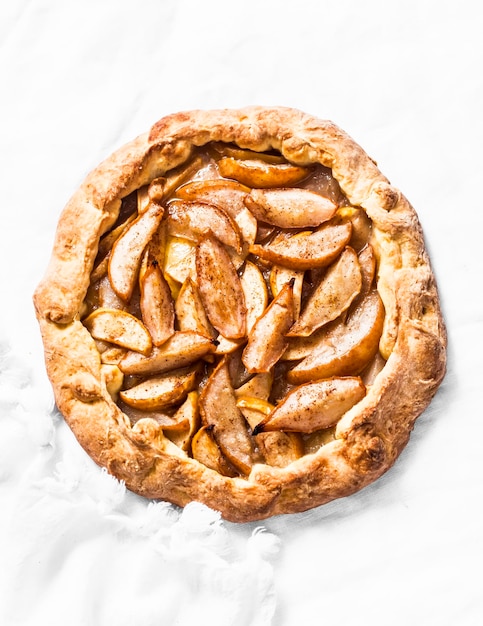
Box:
33;107;447;522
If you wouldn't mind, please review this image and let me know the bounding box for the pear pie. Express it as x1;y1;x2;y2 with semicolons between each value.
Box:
33;107;447;522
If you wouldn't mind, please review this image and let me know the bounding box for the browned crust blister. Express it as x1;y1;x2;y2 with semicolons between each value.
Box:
33;107;447;522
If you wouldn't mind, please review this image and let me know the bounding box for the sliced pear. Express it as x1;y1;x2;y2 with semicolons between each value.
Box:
218;157;310;188
137;184;150;214
139;255;175;346
236;396;274;422
235;372;273;401
191;426;238;477
287;290;385;384
163;236;196;286
96;211;137;264
83;308;152;355
214;335;245;355
175;179;257;249
256;431;304;467
162;154;205;199
120;331;215;376
209;142;286;164
249;220;352;270
119;400;190;431
337;206;373;252
245;188;337;228
195;235;247;339
242;279;294;373
288;247;362;337
167;200;242;253
97;273;127;311
164;391;201;450
358;244;376;296
234;398;303;468
199;358;256;474
360;351;386;386
240;260;268;333
175;277;217;338
119;367;198;411
269;265;304;319
253;377;366;434
108;202;164;301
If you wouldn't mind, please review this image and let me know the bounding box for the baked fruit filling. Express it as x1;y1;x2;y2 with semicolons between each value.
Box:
81;144;386;476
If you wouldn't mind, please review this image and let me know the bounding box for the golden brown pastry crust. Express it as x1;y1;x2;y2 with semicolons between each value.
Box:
33;107;447;522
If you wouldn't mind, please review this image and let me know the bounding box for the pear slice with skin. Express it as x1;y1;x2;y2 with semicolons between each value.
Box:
358;244;376;297
191;426;238;477
218;157;310;188
199;358;257;475
167;200;242;253
242;279;295;373
83;308;152;355
119;367;198;411
120;331;216;376
240;260;268;333
139;254;175;347
269;265;304;319
209;143;286;164
175;277;217;339
175;179;258;249
235;372;273;401
249;220;352;270
286;290;385;384
288;247;362;337
253;377;366;434
196;235;247;340
165;391;201;451
234;397;303;468
245;188;337;228
108;201;165;302
163;236;196;287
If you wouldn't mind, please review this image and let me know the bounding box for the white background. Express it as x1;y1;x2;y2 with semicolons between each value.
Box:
1;1;482;624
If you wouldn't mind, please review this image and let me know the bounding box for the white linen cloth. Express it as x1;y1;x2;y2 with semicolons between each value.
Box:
1;1;482;624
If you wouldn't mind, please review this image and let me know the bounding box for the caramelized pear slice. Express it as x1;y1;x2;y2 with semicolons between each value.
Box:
196;235;247;339
139;255;175;346
249;221;352;270
287;290;385;384
165;391;201;450
97;273;127;311
163;236;196;286
242;279;294;373
240;260;268;333
108;202;164;301
199;358;256;474
218;157;310;188
235;372;273;401
358;244;376;296
253;377;366;434
191;426;238;477
167;200;242;253
83;308;152;355
120;331;216;376
245;188;337;228
269;265;304;319
175;277;217;338
257;431;304;467
162;155;205;198
288;247;362;337
119;367;198;411
210;143;286;164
